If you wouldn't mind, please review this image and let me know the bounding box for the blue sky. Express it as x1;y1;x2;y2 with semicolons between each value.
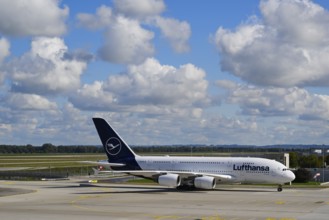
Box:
1;0;329;146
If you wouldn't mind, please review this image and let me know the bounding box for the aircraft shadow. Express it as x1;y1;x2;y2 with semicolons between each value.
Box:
44;183;274;193
214;188;275;193
75;187;273;194
75;184;210;194
90;184;275;193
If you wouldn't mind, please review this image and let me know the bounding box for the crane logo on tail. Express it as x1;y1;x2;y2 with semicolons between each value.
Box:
105;137;122;155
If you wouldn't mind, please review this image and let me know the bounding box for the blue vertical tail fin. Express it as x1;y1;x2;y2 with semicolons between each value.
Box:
92;118;138;164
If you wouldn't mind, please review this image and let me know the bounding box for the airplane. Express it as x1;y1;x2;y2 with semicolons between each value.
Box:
91;117;295;192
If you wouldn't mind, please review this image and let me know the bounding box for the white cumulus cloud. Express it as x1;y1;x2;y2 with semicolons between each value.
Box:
154;17;191;53
77;0;190;64
0;0;68;37
98;16;155;64
0;37;10;84
77;5;113;30
70;58;209;113
2;37;87;95
113;0;165;19
5;93;57;111
0;37;10;63
217;81;329;120
214;0;329;87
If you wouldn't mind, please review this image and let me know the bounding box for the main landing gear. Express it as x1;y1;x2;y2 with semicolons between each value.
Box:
176;185;196;191
277;184;283;192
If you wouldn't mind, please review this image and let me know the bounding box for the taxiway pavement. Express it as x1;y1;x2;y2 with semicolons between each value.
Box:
0;179;329;220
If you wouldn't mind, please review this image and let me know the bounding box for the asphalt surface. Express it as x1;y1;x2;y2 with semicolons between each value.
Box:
0;179;329;220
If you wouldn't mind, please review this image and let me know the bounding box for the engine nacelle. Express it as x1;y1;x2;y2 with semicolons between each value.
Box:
194;176;216;189
158;174;181;188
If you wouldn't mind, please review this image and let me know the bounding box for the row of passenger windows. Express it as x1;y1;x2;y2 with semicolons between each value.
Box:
179;161;222;164
143;168;232;174
245;171;270;174
139;161;223;164
243;162;255;165
139;161;171;164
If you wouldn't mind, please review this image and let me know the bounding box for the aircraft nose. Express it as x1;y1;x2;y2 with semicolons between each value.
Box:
287;170;295;182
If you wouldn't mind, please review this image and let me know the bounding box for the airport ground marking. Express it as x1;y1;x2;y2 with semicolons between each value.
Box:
275;200;285;205
70;190;112;212
70;197;104;212
152;214;224;220
152;215;185;220
150;202;299;220
265;218;296;220
2;181;14;185
201;214;225;220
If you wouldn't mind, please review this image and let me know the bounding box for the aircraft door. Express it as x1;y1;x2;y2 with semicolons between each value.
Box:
227;160;232;169
270;165;279;178
145;160;153;170
171;160;179;171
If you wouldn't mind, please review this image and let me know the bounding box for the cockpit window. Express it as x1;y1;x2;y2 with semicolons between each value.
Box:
282;168;287;171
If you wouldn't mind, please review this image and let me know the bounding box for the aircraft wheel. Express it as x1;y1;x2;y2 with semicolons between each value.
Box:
176;185;196;191
277;185;283;192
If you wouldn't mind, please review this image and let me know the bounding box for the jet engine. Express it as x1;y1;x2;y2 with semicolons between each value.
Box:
158;173;181;188
194;176;216;189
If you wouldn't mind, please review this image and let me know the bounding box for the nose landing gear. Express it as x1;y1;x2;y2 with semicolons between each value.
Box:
277;184;282;192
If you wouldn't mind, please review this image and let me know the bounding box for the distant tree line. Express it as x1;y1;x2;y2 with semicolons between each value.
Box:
0;144;306;154
289;152;329;168
0;143;104;154
132;145;308;153
1;144;329;168
1;144;303;154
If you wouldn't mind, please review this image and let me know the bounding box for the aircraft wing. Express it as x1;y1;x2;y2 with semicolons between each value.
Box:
93;169;234;181
80;161;125;167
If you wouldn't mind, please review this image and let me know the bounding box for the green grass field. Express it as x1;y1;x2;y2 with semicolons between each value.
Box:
0;154;106;169
0;154;107;180
0;152;242;169
0;152;229;171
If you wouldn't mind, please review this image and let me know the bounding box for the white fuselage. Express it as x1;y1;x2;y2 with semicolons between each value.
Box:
133;156;294;184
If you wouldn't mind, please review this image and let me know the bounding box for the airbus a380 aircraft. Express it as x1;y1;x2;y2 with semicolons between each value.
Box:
92;118;295;192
